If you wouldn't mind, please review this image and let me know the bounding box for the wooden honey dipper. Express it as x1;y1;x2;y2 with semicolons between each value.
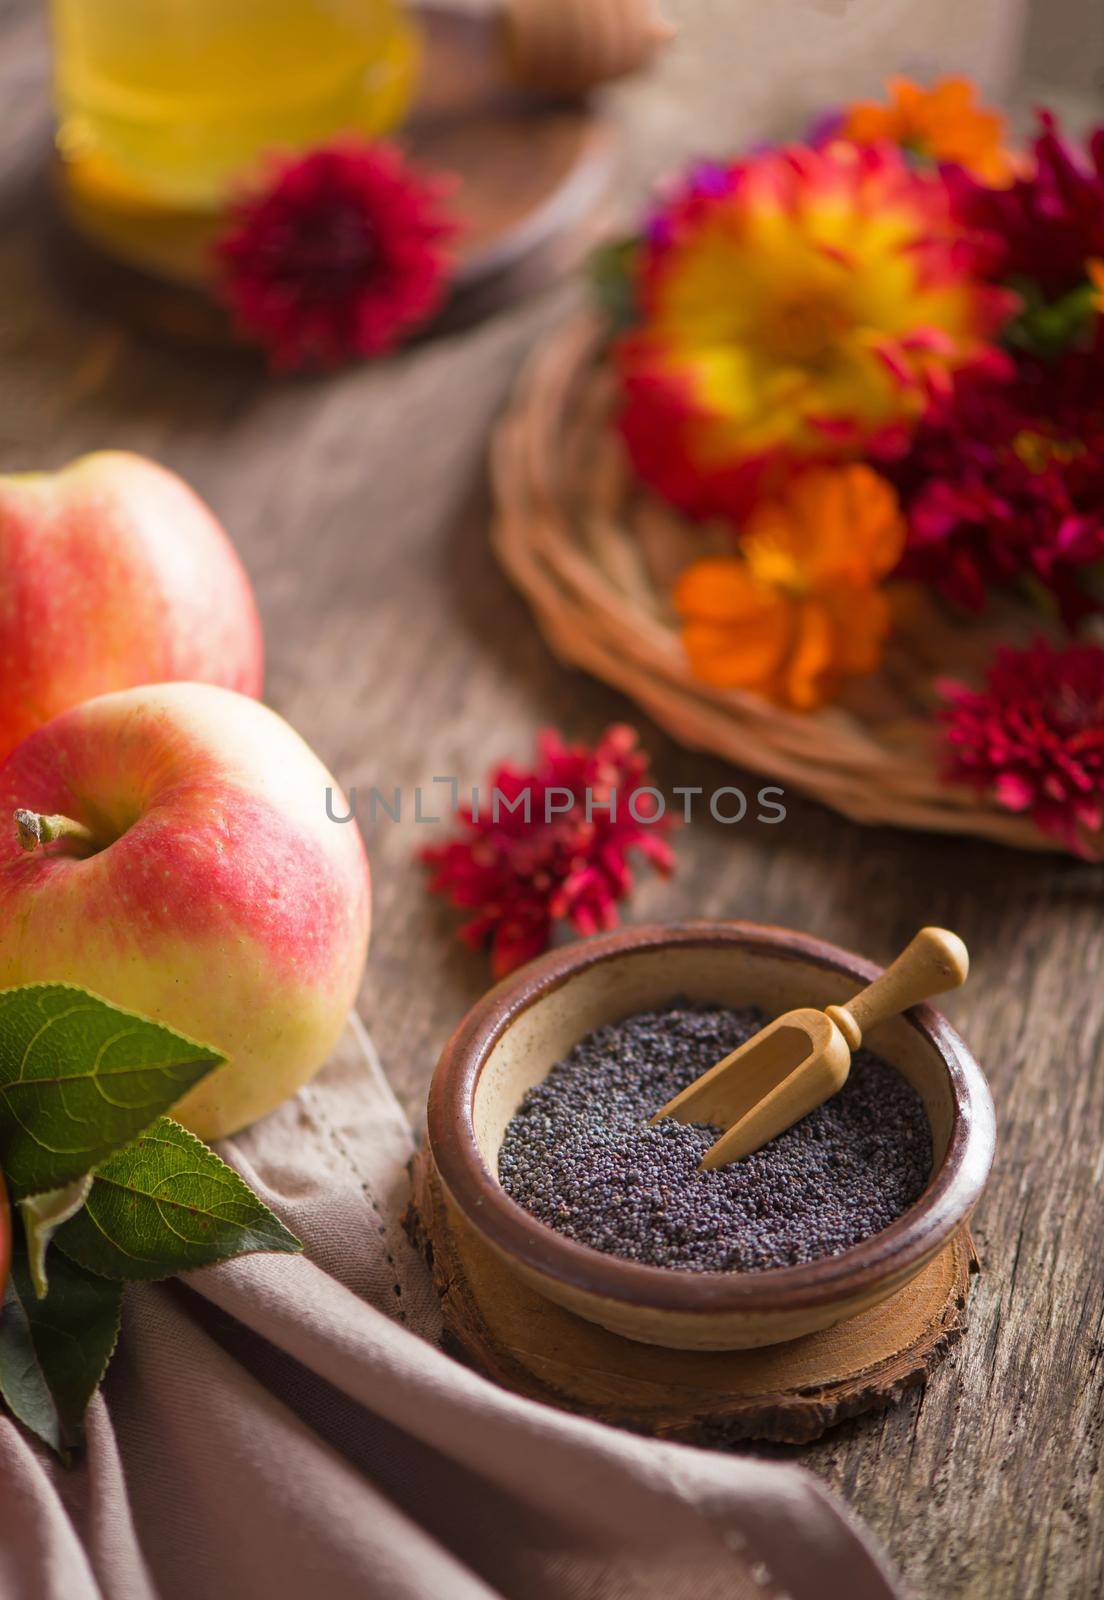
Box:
503;0;675;96
415;0;674;120
653;928;969;1170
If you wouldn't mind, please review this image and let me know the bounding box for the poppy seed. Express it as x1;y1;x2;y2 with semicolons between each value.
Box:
498;1002;932;1273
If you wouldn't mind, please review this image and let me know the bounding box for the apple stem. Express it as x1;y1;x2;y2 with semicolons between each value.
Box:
14;809;95;854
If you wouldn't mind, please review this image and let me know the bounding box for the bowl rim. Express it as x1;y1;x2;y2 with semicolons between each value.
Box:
427;920;996;1316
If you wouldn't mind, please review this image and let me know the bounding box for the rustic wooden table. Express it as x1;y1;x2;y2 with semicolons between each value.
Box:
2;3;1102;1596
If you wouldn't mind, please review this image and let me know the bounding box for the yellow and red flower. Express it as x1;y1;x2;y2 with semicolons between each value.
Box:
617;142;1013;522
841;77;1016;185
674;464;906;709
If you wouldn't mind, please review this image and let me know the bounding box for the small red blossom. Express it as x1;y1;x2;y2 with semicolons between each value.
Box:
216;141;457;372
948;112;1104;306
879;358;1104;625
420;726;677;977
939;638;1104;856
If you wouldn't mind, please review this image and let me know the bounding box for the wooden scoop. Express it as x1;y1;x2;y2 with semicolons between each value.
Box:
652;928;969;1170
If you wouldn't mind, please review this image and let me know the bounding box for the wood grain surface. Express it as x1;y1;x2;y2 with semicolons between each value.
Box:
2;5;1102;1597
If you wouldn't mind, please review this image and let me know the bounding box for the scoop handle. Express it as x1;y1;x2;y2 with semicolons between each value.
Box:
824;927;969;1051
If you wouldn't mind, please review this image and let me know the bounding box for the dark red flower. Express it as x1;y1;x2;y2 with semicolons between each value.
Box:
939;638;1104;856
216;142;456;372
948;111;1104;346
879;357;1104;625
420;726;677;977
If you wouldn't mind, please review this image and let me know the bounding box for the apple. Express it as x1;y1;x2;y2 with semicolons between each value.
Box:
0;683;370;1140
0;452;263;766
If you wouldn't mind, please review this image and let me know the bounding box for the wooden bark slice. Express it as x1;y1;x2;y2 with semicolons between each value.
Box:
405;1147;978;1447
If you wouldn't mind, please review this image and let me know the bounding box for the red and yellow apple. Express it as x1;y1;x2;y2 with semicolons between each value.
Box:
0;683;370;1140
0;452;263;765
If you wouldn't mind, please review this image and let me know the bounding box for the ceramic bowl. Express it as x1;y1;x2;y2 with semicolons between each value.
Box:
427;921;995;1350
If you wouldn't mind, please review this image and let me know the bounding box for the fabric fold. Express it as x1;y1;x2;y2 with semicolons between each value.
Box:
0;1018;901;1600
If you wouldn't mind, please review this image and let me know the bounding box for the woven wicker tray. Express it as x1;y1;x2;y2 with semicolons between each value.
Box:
491;314;1074;855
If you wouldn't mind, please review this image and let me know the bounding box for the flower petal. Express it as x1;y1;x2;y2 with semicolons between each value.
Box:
680;600;796;690
673;556;769;622
779;600;839;709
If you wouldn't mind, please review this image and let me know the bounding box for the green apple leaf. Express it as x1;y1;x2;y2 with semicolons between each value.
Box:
0;1239;122;1459
20;1175;93;1299
54;1118;302;1281
590;235;641;335
0;984;226;1197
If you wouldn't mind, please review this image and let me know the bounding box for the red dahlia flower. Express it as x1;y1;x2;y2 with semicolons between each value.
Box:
948;112;1104;350
881;358;1104;625
216;142;456;372
420;726;676;977
939;639;1104;855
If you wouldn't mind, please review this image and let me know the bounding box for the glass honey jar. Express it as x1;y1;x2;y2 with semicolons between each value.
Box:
50;0;419;215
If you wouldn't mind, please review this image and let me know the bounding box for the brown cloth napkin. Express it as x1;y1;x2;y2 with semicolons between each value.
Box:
0;1018;901;1600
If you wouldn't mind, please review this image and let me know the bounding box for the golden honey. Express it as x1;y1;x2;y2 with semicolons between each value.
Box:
50;0;418;213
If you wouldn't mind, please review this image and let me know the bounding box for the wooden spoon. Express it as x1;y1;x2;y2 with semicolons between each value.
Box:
652;927;969;1170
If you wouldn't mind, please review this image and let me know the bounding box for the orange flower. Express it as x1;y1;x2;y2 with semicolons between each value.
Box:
842;77;1016;186
674;465;905;709
1089;259;1104;314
